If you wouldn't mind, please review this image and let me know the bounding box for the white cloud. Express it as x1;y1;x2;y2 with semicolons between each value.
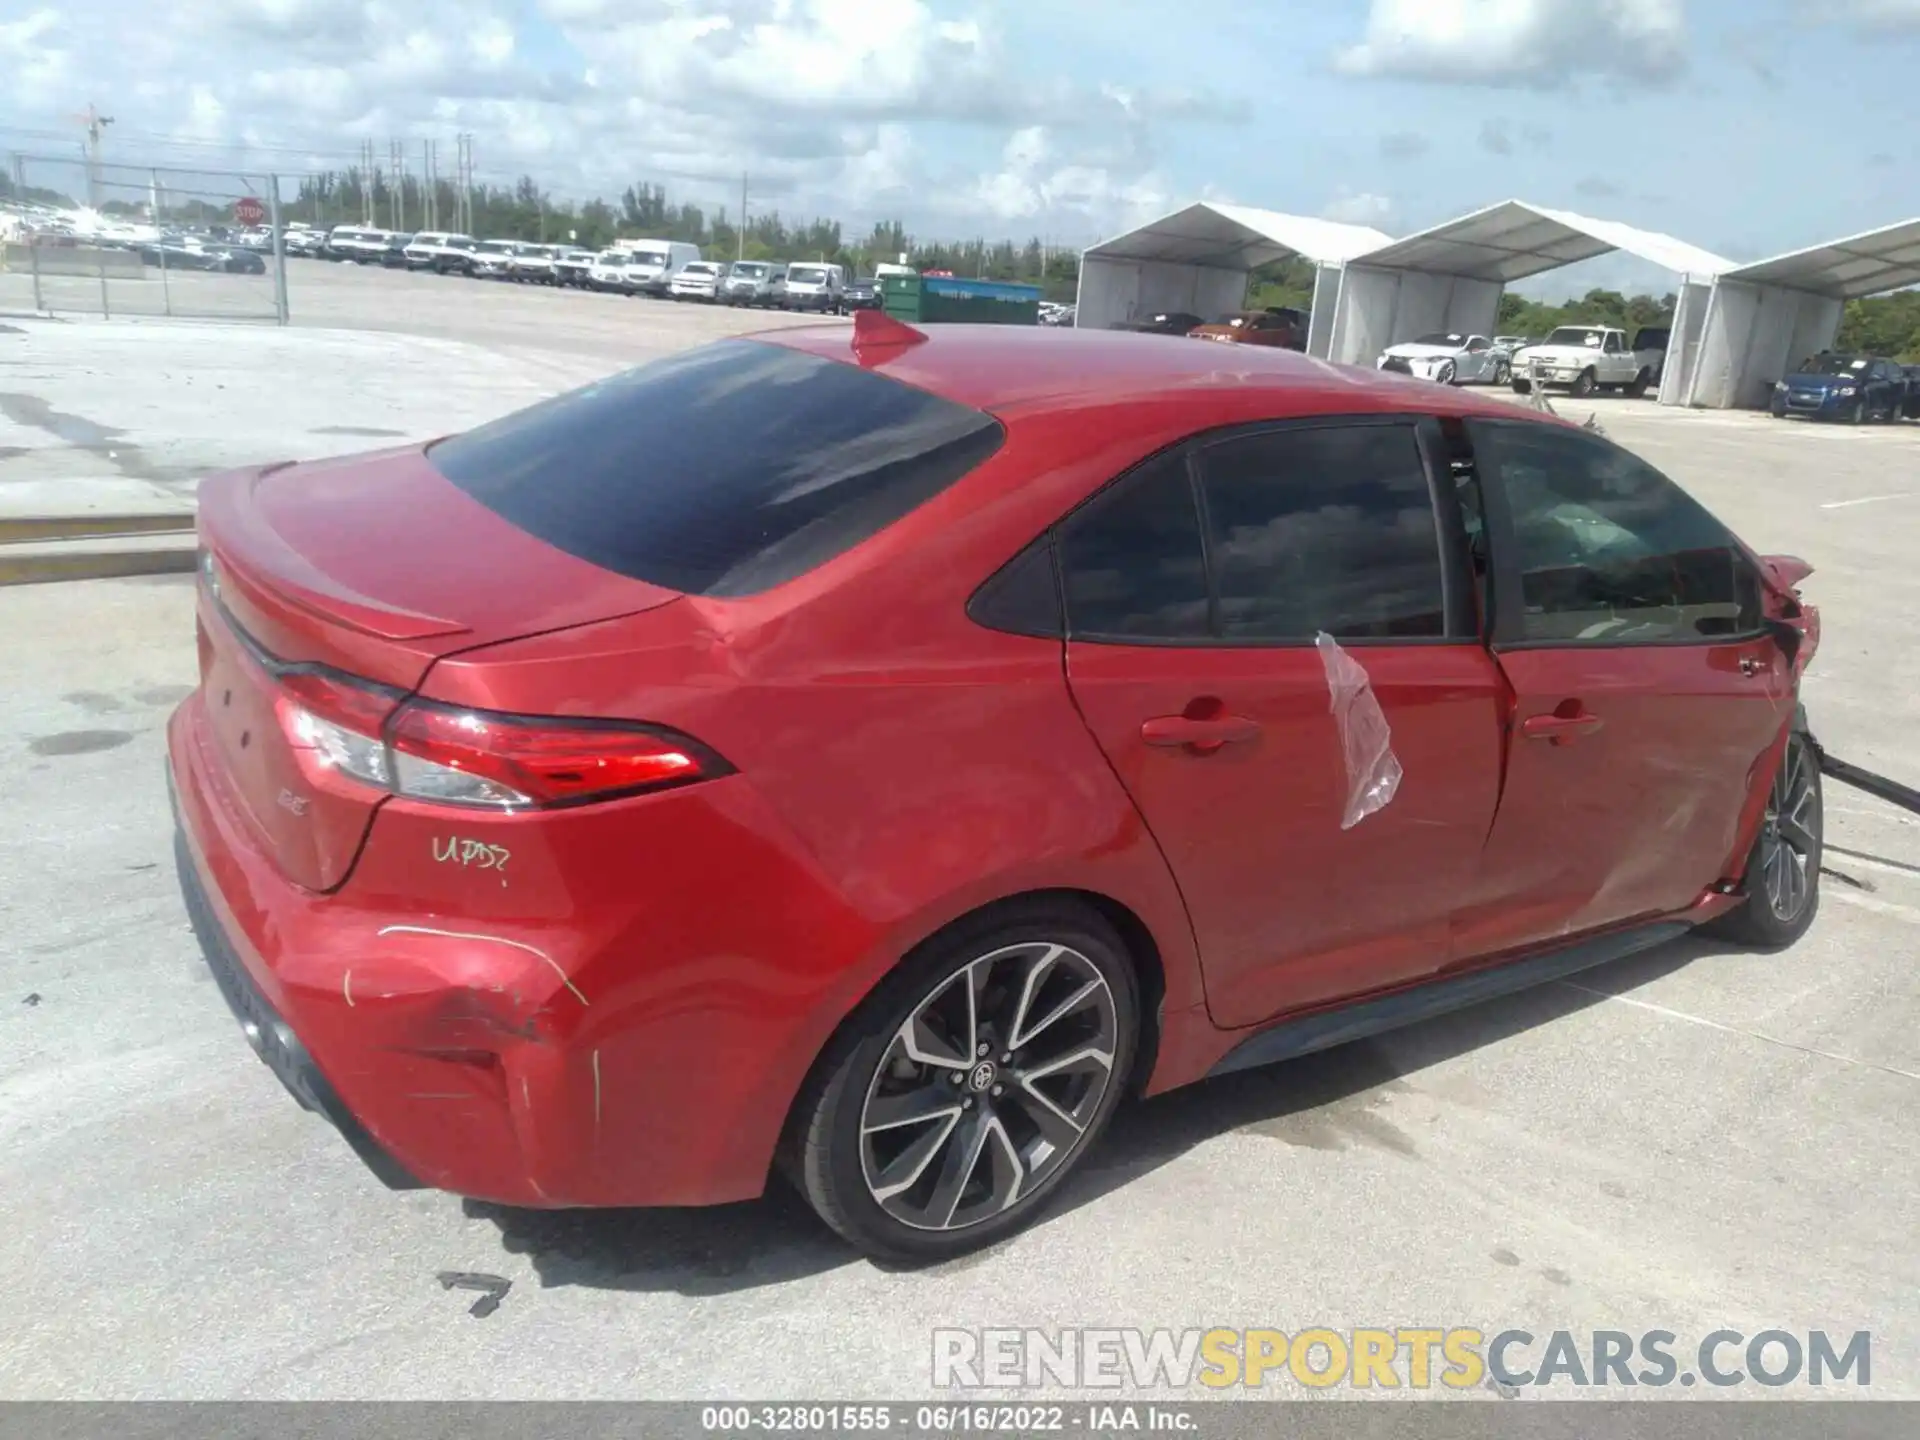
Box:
966;126;1169;233
1322;189;1394;226
0;9;70;110
1336;0;1687;88
1835;0;1920;31
0;0;1232;239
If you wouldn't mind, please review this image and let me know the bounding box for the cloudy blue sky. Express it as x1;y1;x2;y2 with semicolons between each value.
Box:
2;0;1915;296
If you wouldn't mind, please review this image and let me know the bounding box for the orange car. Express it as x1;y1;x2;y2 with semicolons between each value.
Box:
1188;307;1308;351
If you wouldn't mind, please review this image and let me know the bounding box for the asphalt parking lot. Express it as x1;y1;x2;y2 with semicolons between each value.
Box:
2;263;1917;1400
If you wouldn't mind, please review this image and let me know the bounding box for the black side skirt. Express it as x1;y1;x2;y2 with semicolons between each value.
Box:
1207;921;1691;1079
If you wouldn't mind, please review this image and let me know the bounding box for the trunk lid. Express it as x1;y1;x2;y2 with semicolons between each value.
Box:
194;449;683;891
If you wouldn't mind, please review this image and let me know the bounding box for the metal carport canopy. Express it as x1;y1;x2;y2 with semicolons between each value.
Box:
1343;198;1733;285
1326;200;1734;402
1074;202;1394;355
1716;217;1920;298
1684;216;1920;409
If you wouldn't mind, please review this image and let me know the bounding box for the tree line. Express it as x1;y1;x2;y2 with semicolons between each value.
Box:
8;166;1917;353
272;172;1084;301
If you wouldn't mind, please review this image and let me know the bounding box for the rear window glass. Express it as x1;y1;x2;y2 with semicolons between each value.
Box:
428;341;1005;597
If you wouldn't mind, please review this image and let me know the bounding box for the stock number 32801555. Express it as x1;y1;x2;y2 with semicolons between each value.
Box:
701;1405;1068;1432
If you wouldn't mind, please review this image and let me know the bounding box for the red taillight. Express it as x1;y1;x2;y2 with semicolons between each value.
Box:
270;669;725;810
280;670;400;735
388;702;716;809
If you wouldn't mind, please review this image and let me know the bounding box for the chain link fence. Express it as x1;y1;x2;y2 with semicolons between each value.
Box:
0;154;289;322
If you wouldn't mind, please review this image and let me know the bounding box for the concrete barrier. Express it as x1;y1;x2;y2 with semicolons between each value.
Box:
1;243;146;279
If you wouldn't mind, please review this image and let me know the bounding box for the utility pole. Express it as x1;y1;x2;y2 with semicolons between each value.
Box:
80;104;114;208
424;139;437;231
389;138;405;231
361;139;376;225
458;133;476;236
738;172;747;263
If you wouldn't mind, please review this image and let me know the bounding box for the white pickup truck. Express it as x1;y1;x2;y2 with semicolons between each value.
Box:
1511;325;1662;399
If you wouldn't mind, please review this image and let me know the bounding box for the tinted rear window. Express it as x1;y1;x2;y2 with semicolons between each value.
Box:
428;341;1005;597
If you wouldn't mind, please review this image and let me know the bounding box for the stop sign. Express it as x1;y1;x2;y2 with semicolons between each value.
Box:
233;196;265;225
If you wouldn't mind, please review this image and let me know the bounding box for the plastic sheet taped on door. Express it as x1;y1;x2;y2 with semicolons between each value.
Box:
1317;632;1403;829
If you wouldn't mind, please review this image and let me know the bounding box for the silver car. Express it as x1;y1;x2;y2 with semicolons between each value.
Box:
1374;332;1510;386
719;260;787;306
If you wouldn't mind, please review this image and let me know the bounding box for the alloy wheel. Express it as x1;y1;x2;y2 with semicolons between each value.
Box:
1760;739;1820;923
858;942;1118;1233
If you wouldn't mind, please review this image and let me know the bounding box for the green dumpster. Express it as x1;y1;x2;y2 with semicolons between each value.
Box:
881;275;1042;325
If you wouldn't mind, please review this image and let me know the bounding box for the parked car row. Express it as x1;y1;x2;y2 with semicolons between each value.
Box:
1372;325;1672;397
1113;306;1310;350
86;229;268;275
283;223;887;313
1769;352;1920;424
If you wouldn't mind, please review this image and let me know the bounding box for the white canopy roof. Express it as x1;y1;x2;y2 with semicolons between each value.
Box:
1084;202;1395;269
1350;199;1732;283
1719;218;1920;300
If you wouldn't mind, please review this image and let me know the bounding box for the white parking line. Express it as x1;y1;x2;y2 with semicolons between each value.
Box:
1821;493;1915;510
1558;980;1920;1082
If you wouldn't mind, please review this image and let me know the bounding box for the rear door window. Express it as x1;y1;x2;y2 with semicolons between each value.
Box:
1197;422;1449;641
429;340;1004;597
1054;421;1454;645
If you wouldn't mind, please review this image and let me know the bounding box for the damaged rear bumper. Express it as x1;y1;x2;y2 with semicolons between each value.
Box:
171;812;424;1191
163;690;859;1211
166;697;613;1207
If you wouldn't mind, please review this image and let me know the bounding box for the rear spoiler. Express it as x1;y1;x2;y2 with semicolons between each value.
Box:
197;462;471;641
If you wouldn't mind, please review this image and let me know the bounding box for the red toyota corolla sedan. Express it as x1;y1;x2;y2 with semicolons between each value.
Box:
169;314;1824;1262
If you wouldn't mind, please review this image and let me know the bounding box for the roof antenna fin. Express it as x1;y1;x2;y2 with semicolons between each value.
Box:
852;308;928;361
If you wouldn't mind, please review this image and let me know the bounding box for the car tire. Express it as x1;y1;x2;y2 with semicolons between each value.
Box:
1493;360;1511;385
785;896;1140;1264
1434;360;1457;386
1510;378;1533;395
1625;369;1652;399
1848;401;1866;425
1571;368;1597;398
1701;729;1822;951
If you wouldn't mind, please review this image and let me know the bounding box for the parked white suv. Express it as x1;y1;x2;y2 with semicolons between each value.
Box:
1511;325;1655;398
402;232;478;273
668;261;726;301
467;239;519;279
586;249;631;292
553;248;595;287
508;243;562;284
323;226;392;263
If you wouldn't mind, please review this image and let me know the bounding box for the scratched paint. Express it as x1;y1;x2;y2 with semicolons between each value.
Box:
376;924;588;1006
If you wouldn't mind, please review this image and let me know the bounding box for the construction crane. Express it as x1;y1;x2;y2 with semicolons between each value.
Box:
76;104;114;208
